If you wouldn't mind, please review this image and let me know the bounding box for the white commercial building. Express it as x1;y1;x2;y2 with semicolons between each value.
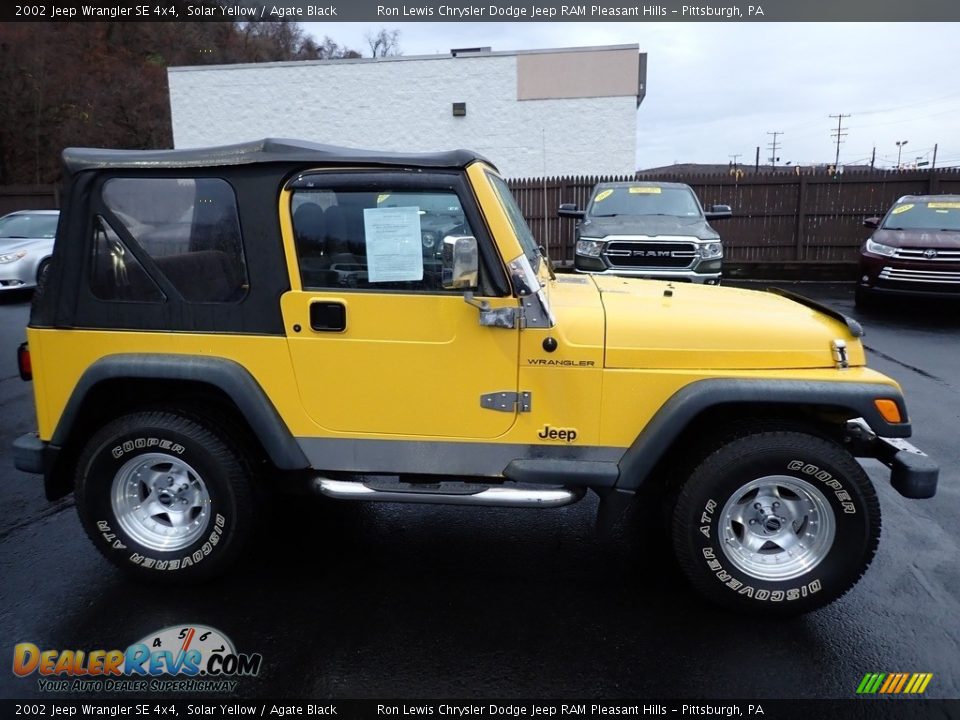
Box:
168;45;646;178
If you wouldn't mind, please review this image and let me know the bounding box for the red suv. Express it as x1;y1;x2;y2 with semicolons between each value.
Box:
856;194;960;308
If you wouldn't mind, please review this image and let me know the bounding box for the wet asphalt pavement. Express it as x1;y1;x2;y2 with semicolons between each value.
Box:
0;282;958;701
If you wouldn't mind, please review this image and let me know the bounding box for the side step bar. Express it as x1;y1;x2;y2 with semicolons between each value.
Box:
313;478;584;508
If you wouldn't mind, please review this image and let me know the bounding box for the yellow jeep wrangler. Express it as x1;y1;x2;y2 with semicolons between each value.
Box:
14;140;938;615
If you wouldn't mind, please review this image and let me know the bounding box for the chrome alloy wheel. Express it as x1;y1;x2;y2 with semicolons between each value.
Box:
719;475;836;582
111;453;212;552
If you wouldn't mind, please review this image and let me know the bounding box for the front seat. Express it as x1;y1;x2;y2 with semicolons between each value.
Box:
293;203;327;260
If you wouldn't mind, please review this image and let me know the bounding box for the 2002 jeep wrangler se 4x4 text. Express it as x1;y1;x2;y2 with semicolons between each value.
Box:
14;140;939;616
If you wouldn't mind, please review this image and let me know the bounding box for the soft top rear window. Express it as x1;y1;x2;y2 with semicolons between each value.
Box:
99;177;248;303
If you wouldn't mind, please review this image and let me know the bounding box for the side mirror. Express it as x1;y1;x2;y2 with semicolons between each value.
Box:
558;203;586;220
441;235;479;290
863;217;880;229
705;204;733;220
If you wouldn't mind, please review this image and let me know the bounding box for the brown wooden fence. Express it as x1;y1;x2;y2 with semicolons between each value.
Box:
5;170;960;269
0;185;59;217
507;169;960;266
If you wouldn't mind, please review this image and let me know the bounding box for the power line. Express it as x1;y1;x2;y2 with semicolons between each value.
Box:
829;113;850;168
766;131;783;167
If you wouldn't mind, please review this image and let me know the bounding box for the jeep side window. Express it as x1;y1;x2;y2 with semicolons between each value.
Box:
101;178;248;303
291;189;471;293
89;215;165;302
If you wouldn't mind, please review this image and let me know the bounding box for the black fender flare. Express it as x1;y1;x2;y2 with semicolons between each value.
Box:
51;354;309;470
614;378;910;492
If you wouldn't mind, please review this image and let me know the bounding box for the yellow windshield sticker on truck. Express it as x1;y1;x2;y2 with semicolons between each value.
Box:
891;204;914;214
928;202;960;209
629;187;662;194
594;189;613;202
377;193;391;204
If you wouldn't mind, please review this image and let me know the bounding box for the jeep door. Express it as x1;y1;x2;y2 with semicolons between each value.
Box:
280;170;520;439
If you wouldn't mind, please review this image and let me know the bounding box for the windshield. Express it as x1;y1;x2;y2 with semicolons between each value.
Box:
588;186;702;218
486;171;541;270
882;200;960;231
0;213;58;239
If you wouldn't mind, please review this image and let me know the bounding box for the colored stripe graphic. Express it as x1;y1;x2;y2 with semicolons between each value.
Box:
857;672;933;694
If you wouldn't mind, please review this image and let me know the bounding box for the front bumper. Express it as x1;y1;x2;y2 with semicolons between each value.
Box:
859;253;960;297
847;419;939;499
0;259;40;290
0;278;32;290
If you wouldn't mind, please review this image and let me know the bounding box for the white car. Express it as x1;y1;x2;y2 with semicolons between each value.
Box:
0;210;59;291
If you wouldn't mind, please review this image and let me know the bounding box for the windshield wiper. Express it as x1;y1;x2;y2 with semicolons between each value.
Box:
1;235;29;239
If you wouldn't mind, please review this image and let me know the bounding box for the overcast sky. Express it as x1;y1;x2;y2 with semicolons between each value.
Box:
301;22;960;170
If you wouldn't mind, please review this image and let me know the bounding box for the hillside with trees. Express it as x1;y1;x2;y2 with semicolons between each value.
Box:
0;15;364;184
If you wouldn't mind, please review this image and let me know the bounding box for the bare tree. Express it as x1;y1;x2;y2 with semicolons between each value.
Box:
317;35;362;60
365;29;401;58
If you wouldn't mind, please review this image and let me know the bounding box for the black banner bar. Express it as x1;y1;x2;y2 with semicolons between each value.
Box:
0;699;954;720
3;0;960;23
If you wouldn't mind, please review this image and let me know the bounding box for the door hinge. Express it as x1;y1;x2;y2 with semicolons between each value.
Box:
480;391;532;413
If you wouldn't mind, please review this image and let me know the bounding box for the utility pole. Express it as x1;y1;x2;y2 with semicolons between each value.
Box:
755;146;760;172
766;131;783;168
870;146;876;170
932;143;938;169
895;140;909;170
729;153;741;169
829;113;850;169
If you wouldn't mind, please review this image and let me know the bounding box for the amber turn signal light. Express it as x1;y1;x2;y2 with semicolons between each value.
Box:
874;398;902;424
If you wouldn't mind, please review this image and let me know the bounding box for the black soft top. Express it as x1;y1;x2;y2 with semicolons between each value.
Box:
62;138;495;175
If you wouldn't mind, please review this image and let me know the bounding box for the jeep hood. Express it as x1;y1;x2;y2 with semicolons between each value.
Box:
590;277;864;370
580;214;718;241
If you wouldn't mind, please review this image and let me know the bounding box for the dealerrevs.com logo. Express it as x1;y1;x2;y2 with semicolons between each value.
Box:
13;624;262;693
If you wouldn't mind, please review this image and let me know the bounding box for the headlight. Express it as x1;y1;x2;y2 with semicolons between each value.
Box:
576;238;605;257
865;238;896;257
699;242;723;259
0;250;26;264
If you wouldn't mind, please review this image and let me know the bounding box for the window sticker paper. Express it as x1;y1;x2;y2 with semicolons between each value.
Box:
363;206;424;283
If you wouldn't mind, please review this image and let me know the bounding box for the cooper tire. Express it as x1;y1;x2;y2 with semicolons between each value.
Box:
75;411;254;582
671;431;880;616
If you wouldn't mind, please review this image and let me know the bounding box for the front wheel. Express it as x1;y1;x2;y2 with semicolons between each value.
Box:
75;411;255;582
671;432;880;616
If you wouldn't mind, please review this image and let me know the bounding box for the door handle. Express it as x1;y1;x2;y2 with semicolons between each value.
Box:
309;301;346;332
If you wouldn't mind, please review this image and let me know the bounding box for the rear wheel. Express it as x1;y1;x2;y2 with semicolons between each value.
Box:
75;411;255;581
671;431;880;616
